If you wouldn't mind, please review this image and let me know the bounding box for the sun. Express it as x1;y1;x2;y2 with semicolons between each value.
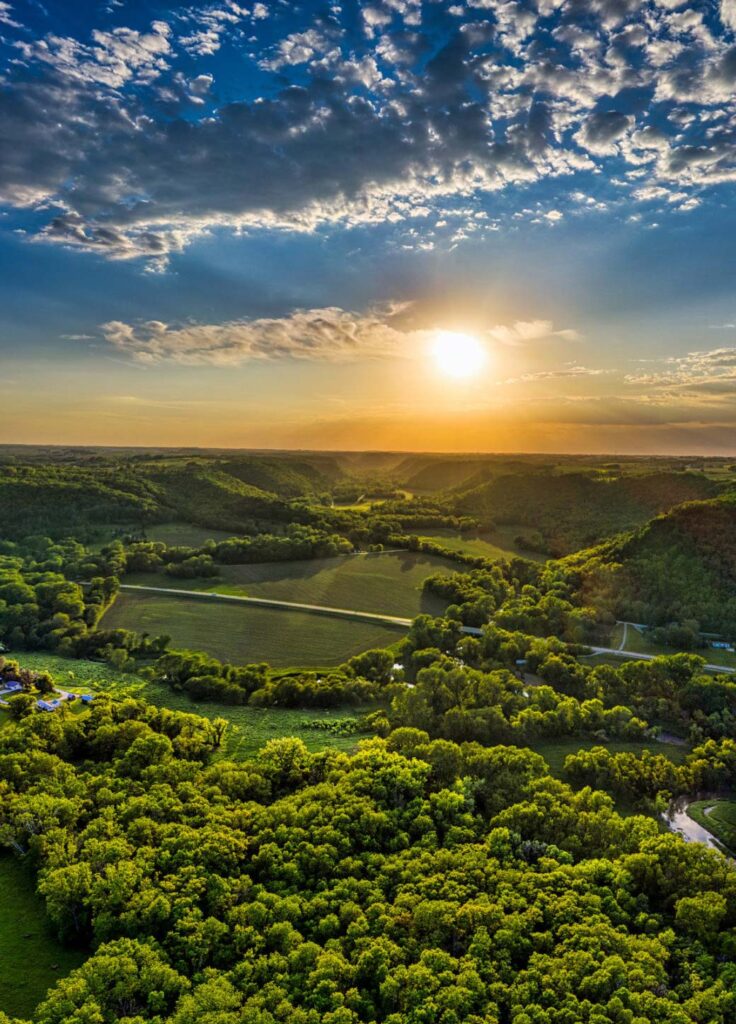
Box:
432;330;488;379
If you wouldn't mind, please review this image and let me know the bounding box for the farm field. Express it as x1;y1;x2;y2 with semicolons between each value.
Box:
0;856;86;1019
417;525;547;562
125;550;453;618
100;591;405;666
2;652;378;758
609;624;736;669
688;798;736;853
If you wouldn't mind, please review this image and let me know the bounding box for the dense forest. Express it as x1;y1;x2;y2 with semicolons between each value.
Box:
0;689;735;1024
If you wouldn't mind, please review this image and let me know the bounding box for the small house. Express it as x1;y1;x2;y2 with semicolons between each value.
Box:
3;681;22;693
81;694;94;704
37;698;62;712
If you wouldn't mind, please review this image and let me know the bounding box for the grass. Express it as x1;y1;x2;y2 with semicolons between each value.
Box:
688;798;736;853
3;652;377;758
144;522;236;547
125;550;453;618
526;736;690;778
416;525;547;563
101;592;406;667
0;856;86;1018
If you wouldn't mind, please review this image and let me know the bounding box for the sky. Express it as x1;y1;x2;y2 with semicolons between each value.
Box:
1;0;736;453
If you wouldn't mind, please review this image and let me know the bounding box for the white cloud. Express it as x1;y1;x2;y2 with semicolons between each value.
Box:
487;320;582;346
99;305;421;365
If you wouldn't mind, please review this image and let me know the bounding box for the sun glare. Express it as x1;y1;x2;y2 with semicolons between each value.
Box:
432;331;488;380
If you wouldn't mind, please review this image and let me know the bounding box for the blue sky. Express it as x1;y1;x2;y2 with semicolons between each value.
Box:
1;0;736;452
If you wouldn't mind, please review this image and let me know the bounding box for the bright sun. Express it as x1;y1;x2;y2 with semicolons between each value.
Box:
432;330;488;379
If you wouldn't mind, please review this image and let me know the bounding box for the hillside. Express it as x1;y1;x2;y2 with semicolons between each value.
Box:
0;462;286;540
221;455;343;497
558;495;736;633
455;471;722;554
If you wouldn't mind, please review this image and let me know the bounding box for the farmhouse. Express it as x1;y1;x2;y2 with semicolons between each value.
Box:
37;698;63;712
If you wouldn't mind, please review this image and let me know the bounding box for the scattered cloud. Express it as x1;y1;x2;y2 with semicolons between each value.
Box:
1;0;736;262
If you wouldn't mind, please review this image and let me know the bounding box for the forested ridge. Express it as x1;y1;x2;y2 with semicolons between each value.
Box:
453;472;723;555
556;496;736;634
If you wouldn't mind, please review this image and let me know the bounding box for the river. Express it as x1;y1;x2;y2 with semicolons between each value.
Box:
663;796;722;851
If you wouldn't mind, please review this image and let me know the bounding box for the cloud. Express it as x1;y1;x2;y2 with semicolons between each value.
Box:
99;304;421;365
1;0;735;262
487;320;582;346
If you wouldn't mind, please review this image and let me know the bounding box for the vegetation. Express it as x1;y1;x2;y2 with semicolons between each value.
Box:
0;696;735;1024
0;856;86;1019
454;470;722;554
100;591;404;667
125;550;453;618
556;495;736;635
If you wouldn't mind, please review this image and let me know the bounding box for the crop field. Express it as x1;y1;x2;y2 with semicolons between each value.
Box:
417;525;548;562
688;799;736;853
126;550;454;618
101;591;406;667
145;522;237;547
0;856;86;1018
2;652;378;757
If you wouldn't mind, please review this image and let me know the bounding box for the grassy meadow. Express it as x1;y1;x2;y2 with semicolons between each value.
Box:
101;591;406;666
417;526;548;562
526;736;690;778
0;856;86;1019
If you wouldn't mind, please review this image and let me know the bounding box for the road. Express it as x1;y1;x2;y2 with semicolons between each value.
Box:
115;585;731;671
119;583;416;630
583;644;735;674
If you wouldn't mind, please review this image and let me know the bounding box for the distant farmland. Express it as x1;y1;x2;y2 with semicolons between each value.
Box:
101;591;407;667
125;550;454;619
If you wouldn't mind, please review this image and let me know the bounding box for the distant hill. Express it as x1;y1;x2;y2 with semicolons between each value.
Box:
0;462;287;540
220;455;342;497
453;471;722;554
557;495;736;633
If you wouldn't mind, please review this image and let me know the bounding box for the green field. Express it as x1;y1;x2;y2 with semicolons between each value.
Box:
688;799;736;853
126;550;453;618
417;526;547;563
145;522;237;547
2;652;377;758
101;592;405;667
0;856;86;1018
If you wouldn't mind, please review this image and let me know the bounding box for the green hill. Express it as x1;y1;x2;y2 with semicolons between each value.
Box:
221;455;342;497
455;471;722;554
557;495;736;633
